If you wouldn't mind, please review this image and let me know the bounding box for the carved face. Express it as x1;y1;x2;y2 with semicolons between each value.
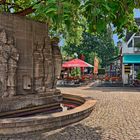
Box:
0;29;7;44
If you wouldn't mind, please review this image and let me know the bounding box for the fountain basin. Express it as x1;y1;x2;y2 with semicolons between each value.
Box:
0;93;96;137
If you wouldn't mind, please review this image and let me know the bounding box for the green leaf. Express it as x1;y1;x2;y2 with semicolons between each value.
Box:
45;8;57;14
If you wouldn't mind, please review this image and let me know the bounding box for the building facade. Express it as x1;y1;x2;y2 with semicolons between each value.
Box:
122;18;140;84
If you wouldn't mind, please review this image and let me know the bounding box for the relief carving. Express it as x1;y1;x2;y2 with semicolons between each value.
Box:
33;37;62;93
0;29;19;97
51;37;62;89
0;29;7;97
0;29;61;96
33;38;49;93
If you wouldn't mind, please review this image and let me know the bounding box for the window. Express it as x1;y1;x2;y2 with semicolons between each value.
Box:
128;40;132;48
134;37;140;48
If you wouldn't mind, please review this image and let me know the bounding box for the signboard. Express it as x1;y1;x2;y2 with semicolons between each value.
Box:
124;65;131;74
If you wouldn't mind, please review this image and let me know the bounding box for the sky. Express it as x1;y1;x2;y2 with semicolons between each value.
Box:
113;9;140;45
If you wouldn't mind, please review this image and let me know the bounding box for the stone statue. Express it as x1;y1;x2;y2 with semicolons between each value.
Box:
33;37;62;93
33;41;45;93
44;37;53;89
0;29;8;97
6;36;19;97
51;37;62;89
34;37;53;93
0;29;19;98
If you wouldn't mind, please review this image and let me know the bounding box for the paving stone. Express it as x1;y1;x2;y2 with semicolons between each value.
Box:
42;86;140;140
2;85;140;140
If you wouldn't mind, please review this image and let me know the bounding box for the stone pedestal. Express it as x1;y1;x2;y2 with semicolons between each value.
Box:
0;89;62;114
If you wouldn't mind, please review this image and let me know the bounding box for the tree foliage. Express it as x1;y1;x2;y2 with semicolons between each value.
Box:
63;28;118;67
0;0;140;42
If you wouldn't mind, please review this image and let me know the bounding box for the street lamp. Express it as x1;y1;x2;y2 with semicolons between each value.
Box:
117;40;122;48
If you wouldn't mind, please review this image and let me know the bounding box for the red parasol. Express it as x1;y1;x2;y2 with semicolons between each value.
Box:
62;58;93;68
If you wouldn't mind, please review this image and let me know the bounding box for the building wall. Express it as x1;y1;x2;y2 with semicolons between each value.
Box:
122;42;134;54
122;35;140;84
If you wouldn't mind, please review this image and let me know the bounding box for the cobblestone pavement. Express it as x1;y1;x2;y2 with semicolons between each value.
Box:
41;85;140;140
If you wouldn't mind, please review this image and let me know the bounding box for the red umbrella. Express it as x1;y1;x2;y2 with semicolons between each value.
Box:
62;58;93;68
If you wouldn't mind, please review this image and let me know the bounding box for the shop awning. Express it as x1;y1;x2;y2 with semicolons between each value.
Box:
123;54;140;64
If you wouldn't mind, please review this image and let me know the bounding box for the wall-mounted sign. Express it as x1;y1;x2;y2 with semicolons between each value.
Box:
124;65;131;74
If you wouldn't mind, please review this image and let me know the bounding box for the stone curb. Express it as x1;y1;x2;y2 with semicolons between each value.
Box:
0;93;96;136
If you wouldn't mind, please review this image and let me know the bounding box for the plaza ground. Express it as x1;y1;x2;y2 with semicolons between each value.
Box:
42;84;140;140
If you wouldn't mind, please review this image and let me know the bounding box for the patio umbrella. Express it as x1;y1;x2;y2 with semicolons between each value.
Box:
62;58;93;68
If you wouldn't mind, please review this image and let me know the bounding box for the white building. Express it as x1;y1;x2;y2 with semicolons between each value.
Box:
122;19;140;84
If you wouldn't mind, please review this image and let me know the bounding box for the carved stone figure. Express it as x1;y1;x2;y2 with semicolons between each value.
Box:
6;36;19;97
44;37;53;89
33;41;45;93
51;37;62;89
0;29;19;97
33;37;62;93
0;29;9;97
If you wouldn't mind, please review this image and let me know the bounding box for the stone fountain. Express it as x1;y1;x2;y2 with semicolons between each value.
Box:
0;13;62;113
0;13;96;139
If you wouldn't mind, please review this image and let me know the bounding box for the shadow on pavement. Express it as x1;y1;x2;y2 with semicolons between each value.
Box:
42;124;103;140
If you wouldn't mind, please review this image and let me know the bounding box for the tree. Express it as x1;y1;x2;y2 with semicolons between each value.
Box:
63;28;118;67
0;0;139;42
